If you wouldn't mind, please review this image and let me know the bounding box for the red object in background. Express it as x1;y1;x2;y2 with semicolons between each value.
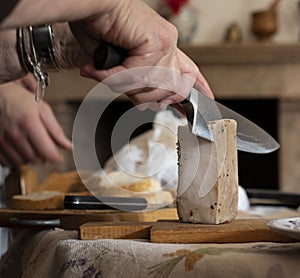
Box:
167;0;188;14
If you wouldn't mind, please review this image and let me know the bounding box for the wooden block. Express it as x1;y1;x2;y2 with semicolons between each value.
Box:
150;219;296;243
117;207;178;222
177;119;239;224
80;222;153;240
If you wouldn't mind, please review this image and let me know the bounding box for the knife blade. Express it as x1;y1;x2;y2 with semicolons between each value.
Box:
179;88;280;154
93;44;280;154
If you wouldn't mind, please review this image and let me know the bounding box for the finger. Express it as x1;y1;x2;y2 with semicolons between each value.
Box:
81;64;127;82
39;103;72;150
194;77;214;100
21;74;37;92
177;49;214;100
0;148;13;167
5;125;43;164
158;92;186;105
133;102;167;112
23;115;63;163
0;135;26;167
127;88;174;105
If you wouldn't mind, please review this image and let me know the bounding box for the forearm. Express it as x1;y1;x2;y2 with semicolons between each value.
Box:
0;23;81;84
0;0;119;30
52;23;81;69
0;0;160;83
0;29;25;83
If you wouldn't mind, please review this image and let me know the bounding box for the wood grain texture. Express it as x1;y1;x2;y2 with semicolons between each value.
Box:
150;219;295;243
79;218;296;243
80;222;152;240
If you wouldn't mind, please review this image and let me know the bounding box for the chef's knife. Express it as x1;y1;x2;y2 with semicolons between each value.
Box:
64;195;148;211
93;44;280;154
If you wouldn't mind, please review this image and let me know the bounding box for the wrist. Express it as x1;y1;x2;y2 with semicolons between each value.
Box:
16;23;81;101
51;22;81;69
0;29;26;84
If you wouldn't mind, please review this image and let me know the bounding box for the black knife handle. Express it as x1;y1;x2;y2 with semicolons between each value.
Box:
93;44;128;69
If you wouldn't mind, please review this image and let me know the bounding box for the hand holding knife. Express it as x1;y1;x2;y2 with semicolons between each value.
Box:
93;43;280;154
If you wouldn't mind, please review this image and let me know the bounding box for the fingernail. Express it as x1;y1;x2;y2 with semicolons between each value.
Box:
64;139;73;150
80;70;91;78
159;103;168;110
136;103;149;111
159;99;173;106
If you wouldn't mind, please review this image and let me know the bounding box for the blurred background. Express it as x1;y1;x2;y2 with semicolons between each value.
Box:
145;0;300;44
42;0;300;194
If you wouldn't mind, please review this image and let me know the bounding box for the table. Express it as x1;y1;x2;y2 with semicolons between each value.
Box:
1;208;300;278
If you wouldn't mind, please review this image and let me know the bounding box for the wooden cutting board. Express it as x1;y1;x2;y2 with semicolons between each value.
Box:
0;208;178;230
79;219;297;243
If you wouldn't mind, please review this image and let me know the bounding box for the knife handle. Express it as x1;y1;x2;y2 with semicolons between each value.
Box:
93;44;127;69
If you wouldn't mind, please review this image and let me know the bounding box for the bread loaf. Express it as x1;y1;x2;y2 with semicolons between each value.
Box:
36;171;87;193
138;190;174;206
12;191;64;210
99;171;161;192
96;171;174;207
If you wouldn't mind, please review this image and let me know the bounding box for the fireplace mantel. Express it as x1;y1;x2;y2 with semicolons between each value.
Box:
180;43;300;100
180;44;300;65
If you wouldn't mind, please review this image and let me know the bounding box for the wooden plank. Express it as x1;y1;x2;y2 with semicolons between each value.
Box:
80;222;152;240
79;218;297;243
0;208;178;230
150;219;296;243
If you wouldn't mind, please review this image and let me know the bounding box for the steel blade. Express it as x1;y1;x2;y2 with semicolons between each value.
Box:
183;88;280;154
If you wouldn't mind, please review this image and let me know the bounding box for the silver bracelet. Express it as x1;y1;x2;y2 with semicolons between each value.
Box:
17;24;58;102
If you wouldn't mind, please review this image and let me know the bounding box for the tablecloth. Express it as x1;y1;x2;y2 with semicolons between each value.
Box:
0;227;300;278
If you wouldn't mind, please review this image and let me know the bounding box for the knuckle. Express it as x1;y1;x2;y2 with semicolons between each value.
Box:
158;22;178;51
20;116;35;132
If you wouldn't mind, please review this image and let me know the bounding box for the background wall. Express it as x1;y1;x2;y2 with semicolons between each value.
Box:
145;0;300;44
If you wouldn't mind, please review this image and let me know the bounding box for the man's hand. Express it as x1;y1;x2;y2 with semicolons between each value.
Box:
70;0;214;106
0;74;72;167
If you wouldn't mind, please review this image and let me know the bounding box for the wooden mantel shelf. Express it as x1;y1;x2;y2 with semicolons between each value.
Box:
177;43;300;100
46;43;300;102
180;44;300;65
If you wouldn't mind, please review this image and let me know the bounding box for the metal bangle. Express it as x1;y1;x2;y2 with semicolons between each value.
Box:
16;27;33;74
31;24;59;70
16;24;57;102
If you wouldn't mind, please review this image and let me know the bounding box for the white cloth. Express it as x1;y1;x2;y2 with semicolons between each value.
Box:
1;229;300;278
105;110;186;190
104;110;250;210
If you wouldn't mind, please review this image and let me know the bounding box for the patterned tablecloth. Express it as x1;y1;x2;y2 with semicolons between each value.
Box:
0;226;300;278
